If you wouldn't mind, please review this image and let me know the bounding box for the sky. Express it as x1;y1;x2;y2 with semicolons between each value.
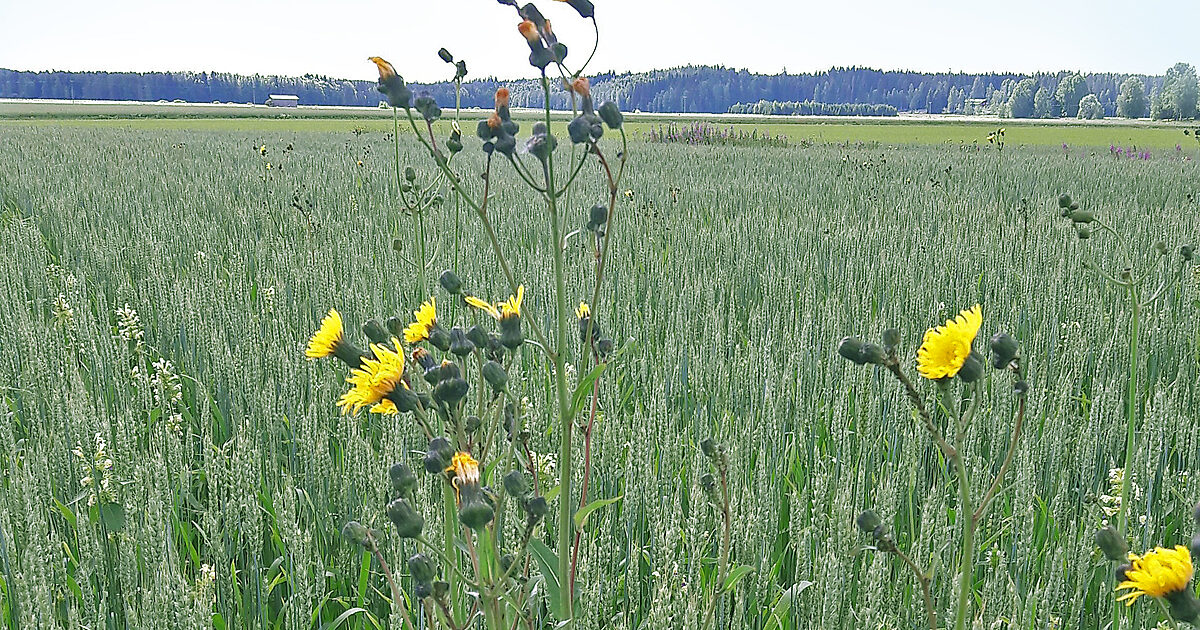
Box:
2;0;1198;82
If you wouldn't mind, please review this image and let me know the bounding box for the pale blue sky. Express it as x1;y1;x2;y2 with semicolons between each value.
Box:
2;1;1196;81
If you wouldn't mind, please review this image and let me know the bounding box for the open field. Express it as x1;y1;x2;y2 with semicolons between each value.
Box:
0;120;1199;630
3;99;1197;150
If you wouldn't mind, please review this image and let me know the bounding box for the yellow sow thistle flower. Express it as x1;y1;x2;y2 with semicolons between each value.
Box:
465;294;502;320
499;285;524;321
916;304;982;380
576;301;590;320
404;297;437;344
337;338;406;415
306;308;344;359
1116;545;1194;606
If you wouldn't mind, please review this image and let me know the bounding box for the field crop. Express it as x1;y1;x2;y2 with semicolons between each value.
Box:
0;123;1198;629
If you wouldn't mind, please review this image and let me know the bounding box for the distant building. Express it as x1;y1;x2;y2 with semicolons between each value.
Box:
266;95;299;107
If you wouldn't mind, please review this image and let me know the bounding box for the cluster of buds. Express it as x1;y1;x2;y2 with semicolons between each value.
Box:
503;468;549;526
576;302;613;356
513;4;567;70
1094;502;1200;623
477;88;520;156
855;510;898;553
566;78;622;145
1058;193;1095;239
698;438;728;506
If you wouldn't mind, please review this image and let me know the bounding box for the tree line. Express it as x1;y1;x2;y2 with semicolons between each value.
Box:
728;100;897;116
1;63;1196;119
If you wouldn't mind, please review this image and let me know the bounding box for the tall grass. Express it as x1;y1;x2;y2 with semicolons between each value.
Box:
0;126;1196;628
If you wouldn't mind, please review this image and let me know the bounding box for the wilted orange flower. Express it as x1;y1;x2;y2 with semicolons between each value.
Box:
518;20;539;44
571;77;590;98
367;56;396;81
495;88;510;110
487;112;502;130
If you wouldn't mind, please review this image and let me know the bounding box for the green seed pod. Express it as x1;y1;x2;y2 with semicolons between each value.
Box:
503;470;529;498
387;498;425;538
597;338;614;356
598;101;623;129
568;116;591;144
1095;526;1129;561
1058;193;1072;208
1076;224;1091;240
588;204;608;229
432;580;449;599
1182;245;1195;262
449;327;475;357
414;581;433;600
341;520;370;547
989;332;1019;369
438;48;454;64
1013;380;1030;395
389;462;417;496
1068;209;1095;223
404;166;416;182
465;415;482;433
482;361;508;392
428;327;451;352
525;496;549;519
700;438;718;458
439;269;463;294
386;316;404;338
466;325;490;349
361;319;389;345
457;486;494;529
424;438;453;474
408;553;437;583
855;510;882;535
957;352;984;383
881;328;901;352
837;336;868;365
434;377;470;406
860;343;886;365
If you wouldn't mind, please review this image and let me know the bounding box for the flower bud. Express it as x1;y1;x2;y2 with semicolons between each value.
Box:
588;204;609;230
503;470;529;498
1076;224;1091;240
390;462;417;496
1194;500;1200;526
597;338;614;356
408;553;437;583
855;510;882;534
342;520;370;547
1115;563;1131;582
557;0;595;18
387;498;425;538
1068;209;1094;223
881;328;901;352
1095;526;1128;561
1191;534;1200;560
392;386;421;413
482;360;508;392
838;336;868;365
439;269;463;294
428;326;451;352
1013;380;1030;395
957;352;984;383
1058;193;1072;209
598;101;623;130
525;496;549;519
700;473;717;499
449;326;475;356
361;319;389;345
438;48;454;64
1154;240;1168;256
455;60;468;81
435;377;470;406
700;438;718;458
414;581;432;599
415;96;441;123
989;332;1018;369
1182;244;1195;262
386;316;404;338
860;343;886;365
1119;268;1133;282
1069;201;1079;211
568;115;591;144
405;166;416;182
424;437;453;473
448;128;463;154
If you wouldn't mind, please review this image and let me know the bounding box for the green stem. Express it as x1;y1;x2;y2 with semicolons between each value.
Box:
1117;285;1140;538
953;382;981;630
444;484;463;624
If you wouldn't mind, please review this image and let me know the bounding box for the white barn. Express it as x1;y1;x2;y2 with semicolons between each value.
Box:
266;94;299;107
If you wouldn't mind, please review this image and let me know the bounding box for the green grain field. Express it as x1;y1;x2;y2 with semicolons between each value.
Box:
0;118;1198;629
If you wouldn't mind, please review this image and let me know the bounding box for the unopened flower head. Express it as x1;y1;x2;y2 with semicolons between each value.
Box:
1116;546;1193;606
916;305;982;380
368;56;397;81
571;77;591;99
404;297;437;344
306;308;345;359
337;339;407;415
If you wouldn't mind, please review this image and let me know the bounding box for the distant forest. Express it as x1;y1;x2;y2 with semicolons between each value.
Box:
2;64;1196;119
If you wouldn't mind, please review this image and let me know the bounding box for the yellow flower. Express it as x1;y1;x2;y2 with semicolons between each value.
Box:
446;451;481;500
403;297;437;344
368;56;397;81
576;301;590;320
371;399;399;415
499;285;524;321
465;294;501;320
306;309;344;359
337;338;406;415
1116;546;1194;606
916;305;982;380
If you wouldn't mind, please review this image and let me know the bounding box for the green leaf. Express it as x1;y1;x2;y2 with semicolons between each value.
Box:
53;498;77;530
99;503;125;532
763;581;814;630
569;364;607;420
542;484;561;503
573;495;622;530
722;564;755;593
527;539;564;619
322;607;368;630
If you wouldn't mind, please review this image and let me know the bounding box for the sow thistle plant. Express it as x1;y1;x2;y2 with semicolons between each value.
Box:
306;1;625;628
838;305;1029;630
